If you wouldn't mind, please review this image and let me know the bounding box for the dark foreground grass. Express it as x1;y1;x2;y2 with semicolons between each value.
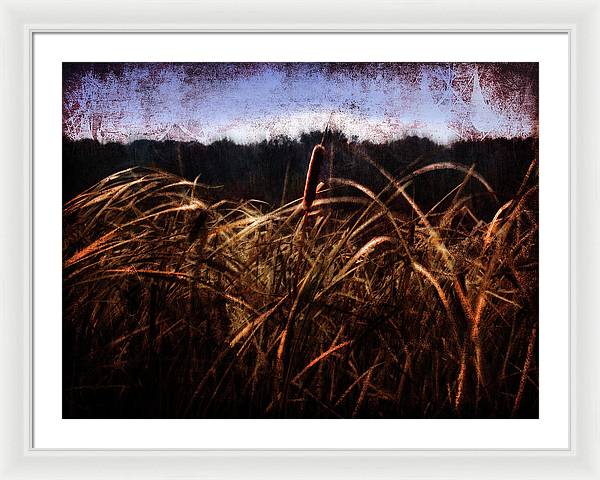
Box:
63;148;538;419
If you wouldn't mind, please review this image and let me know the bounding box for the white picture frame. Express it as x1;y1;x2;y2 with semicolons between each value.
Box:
1;0;597;478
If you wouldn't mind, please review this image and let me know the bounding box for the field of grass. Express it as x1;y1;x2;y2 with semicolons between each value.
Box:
62;142;538;418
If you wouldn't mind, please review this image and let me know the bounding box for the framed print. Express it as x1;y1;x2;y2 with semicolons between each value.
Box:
1;0;599;478
35;32;567;450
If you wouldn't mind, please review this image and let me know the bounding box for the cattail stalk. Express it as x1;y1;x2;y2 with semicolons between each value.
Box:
302;144;326;213
277;143;327;411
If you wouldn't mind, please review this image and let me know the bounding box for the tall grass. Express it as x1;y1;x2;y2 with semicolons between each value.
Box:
63;144;538;418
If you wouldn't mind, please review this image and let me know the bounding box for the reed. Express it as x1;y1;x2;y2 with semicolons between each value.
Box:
62;147;539;419
302;144;326;213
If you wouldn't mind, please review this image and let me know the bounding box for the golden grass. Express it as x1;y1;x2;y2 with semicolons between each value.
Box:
62;148;539;419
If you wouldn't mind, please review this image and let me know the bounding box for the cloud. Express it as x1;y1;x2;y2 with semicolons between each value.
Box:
63;63;538;144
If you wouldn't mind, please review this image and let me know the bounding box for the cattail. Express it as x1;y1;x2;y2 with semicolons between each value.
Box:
302;144;326;213
188;208;208;243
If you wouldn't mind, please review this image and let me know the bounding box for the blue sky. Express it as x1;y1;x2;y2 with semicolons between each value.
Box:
63;62;538;145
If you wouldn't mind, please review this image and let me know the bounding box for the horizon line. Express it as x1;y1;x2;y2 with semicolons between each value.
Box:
62;131;538;148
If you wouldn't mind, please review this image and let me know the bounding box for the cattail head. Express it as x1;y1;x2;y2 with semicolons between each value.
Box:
188;208;209;244
302;144;326;213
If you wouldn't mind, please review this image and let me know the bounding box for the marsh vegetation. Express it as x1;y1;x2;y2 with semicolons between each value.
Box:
63;134;538;418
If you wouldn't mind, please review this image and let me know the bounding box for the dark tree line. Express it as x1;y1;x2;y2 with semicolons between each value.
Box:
63;132;537;219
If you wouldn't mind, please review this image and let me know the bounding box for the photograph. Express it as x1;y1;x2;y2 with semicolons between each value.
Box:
62;61;539;419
